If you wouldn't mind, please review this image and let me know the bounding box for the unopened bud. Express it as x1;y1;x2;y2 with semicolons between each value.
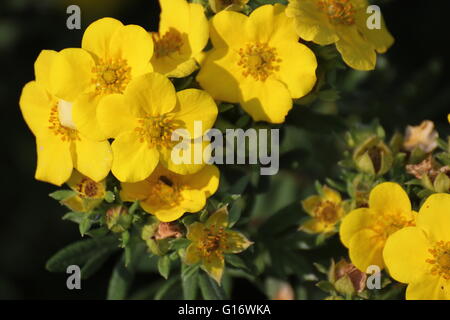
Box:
353;136;393;175
106;206;132;233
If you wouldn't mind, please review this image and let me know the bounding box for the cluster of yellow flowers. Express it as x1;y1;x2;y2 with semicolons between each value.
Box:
20;0;405;290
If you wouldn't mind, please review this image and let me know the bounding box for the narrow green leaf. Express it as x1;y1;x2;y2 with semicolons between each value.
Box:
49;190;76;201
46;236;118;272
181;263;199;300
107;254;134;300
81;247;116;279
62;212;85;224
157;255;171;280
198;272;227;300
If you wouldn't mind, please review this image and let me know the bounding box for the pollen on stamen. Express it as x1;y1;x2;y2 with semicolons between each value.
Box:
317;0;356;26
48;105;79;142
134;114;180;149
237;42;281;82
426;241;450;280
152;28;184;58
92;58;131;95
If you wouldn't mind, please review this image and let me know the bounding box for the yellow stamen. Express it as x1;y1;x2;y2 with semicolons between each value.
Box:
372;213;415;241
199;224;228;260
92;58;131;94
134;114;181;149
318;0;355;25
237;42;281;82
426;241;450;280
76;178;102;198
314;200;340;225
147;174;183;208
48;104;79;142
152;28;184;58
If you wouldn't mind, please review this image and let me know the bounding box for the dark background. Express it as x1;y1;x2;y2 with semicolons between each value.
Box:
0;0;449;299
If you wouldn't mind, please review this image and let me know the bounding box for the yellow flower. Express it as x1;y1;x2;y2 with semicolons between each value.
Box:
120;164;220;222
340;182;416;271
286;0;394;70
184;207;253;284
151;0;208;78
384;194;450;300
19;50;112;186
50;18;154;141
300;185;345;234
97;72;218;182
197;4;317;123
209;0;249;13
62;170;106;213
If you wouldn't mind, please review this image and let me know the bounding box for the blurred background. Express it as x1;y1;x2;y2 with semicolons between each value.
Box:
0;0;449;299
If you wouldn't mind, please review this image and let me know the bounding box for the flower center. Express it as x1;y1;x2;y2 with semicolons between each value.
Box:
426;241;450;280
237;42;281;82
200;224;229;259
314;201;339;225
134;114;181;149
147;175;183;207
76;178;102;198
152;28;183;58
92;58;131;94
373;213;415;241
48;101;79;142
318;0;355;25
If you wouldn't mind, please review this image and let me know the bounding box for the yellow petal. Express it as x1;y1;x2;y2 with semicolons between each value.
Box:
300;218;326;234
196;48;242;103
285;0;339;45
383;227;430;284
82;17;123;59
120;179;152;202
240;78;292;123
109;24;154;78
35;135;73;186
323;185;341;203
276;41;317;99
34;50;58;90
179;189;207;213
111;131;159;182
50;48;95;101
187;222;205;241
180;165;220;197
74;136;112;182
202;254;224;284
97;94;137;138
159;139;209;175
187;3;209;54
185;244;202;264
301;196;321;216
72;93;107;141
224;230;252;254
210;10;248;48
335;25;377;71
355;9;394;54
247;4;297;44
368;182;411;216
159;0;190;35
406;273;450;300
206;208;228;228
348;229;385;272
145;203;187;222
166;58;199;79
124;73;177;117
19;81;54;138
417;193;450;242
340;208;374;248
173;89;218;139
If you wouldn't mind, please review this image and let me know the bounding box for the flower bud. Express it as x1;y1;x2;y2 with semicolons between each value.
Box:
106;206;132;233
329;259;366;295
353;136;393;175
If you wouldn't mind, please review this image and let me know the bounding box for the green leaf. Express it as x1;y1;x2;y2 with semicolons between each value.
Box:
181;263;199;300
107;254;134;300
49;190;76;201
316;280;335;293
157;255;171;280
46;236;118;272
225;254;249;271
79;216;92;237
129;201;140;214
228;197;245;227
81;247;115;279
104;191;115;203
198;272;227;300
62;212;85;224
